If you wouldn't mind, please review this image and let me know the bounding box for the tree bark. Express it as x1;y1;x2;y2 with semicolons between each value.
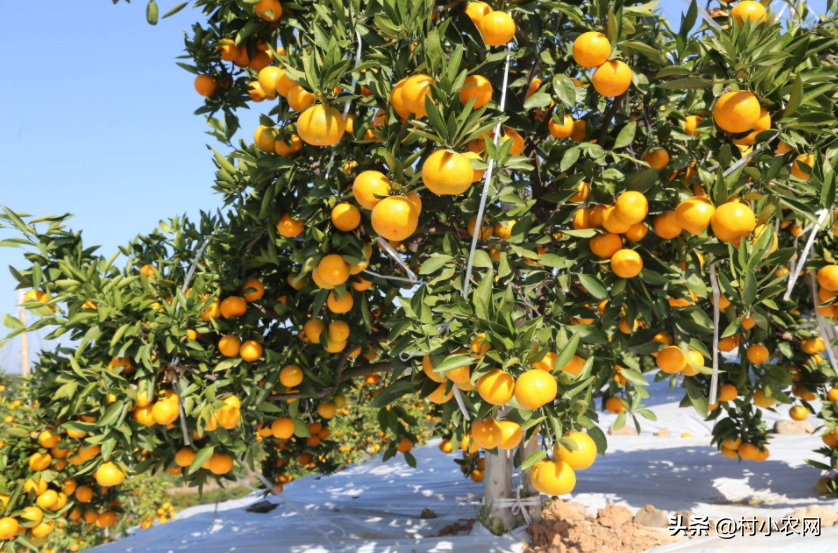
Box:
519;437;543;523
483;446;516;533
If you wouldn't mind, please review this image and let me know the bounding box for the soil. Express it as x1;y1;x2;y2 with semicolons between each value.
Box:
525;500;681;553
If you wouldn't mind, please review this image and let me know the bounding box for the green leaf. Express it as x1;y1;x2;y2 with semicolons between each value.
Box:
614;121;637;149
434;354;474;375
782;75;803;119
657;78;712;90
553;334;581;374
188;445;214;475
578;274;608;299
162;2;189;18
146;0;159;25
2;314;24;331
521;448;547;471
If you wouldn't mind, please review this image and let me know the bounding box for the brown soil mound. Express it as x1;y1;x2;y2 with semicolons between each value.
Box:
525;500;682;553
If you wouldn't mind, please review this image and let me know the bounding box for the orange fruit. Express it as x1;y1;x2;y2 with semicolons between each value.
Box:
573;208;592;230
819;266;838;292
479;11;516;46
248;81;267;102
684;115;702;135
556;432;597;470
675;197;715;235
732;107;771;145
592;61;632;97
459;75;493;108
746;344;769;365
271;417;295;439
572;31;611;68
217;39;238;62
605;396;626;414
600;205;630;233
514;370;557;410
277;213;304;237
643;148;670;169
422;150;474;195
297;104;346;146
220;296;247;318
254;0;282;21
194;75;217;97
653;210;683;239
789;405;808;421
710;201;756;244
614;191;648;225
477;369;515;405
396;437;413;453
624;222;648;242
327;290;354;313
218;335;242;357
242;279;264;302
548;114;574;139
287;85;315;111
791;153;815;180
531;459;576;495
657;346;687;374
175;448;196;468
390;78;411;119
801;336;825;354
275;133;302;156
465;2;491;26
570;119;588;142
401;74;436;117
428;382;454;404
713;91;761;133
590;233;623;258
569;181;590;202
610;249;642;278
372;196;419;241
497;420;523;450
257;66;282;99
94;462;125;487
471;418;502;449
353;170;392;210
331;203;361;231
0;518;19;541
318;255;349;286
151;400;179;425
207;453;233;475
753;389;776;408
240;340;263;362
731;1;767;25
279;365;303;388
254;125;276;152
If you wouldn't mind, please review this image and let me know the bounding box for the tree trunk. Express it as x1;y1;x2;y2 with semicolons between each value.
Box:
519;437;543;522
483;448;516;534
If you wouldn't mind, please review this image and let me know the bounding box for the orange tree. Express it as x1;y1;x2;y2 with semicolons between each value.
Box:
5;0;838;548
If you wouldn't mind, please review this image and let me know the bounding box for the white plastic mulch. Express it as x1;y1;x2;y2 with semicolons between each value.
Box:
92;378;838;552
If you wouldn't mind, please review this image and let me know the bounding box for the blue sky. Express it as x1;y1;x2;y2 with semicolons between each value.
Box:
0;0;830;373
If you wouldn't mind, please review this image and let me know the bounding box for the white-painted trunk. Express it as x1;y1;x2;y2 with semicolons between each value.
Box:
483;448;516;533
519;437;543;522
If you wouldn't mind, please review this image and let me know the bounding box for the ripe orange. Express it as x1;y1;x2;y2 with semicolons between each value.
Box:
194;75;217;97
624;222;648;242
657;346;687;374
217;38;238;61
277;213;304;238
240;340;263;362
710;201;756;244
570;119;588;142
713;91;761;133
653;210;683;239
271;417;295;439
94;462;125;487
353;170;392;210
318;402;337;418
390;78;411;119
477;369;515;405
590;233;623;258
746;344;769;365
592;60;632;97
275;133;302;156
220;296;247;318
614;191;648;225
257;67;282;99
371;197;419;241
675;197;715;235
297;104;346;146
401;74;436;117
572;208;592;230
514;370;557;410
821;267;838;293
254;0;282;21
29;452;52;471
791;153;815;180
556;432;597;470
789;405;808;421
254;125;276;152
610;249;642;278
479;11;516;46
318;254;350;286
459;75;493;108
422;150;474;195
207;453;233;475
175;448;196;468
471;418;502;449
396;437;413;453
543;111;574;138
497;419;523;450
465;2;491;27
428;382;454;404
280;365;304;388
572;31;611;68
327;290;354;313
684;115;702;135
801;336;825;354
331;203;361;231
731;1;767;25
0;518;19;541
732;107;771;145
151;400;179;425
218;335;241;357
531;459;576;495
242;279;264;302
287;85;315;111
248;81;267;102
